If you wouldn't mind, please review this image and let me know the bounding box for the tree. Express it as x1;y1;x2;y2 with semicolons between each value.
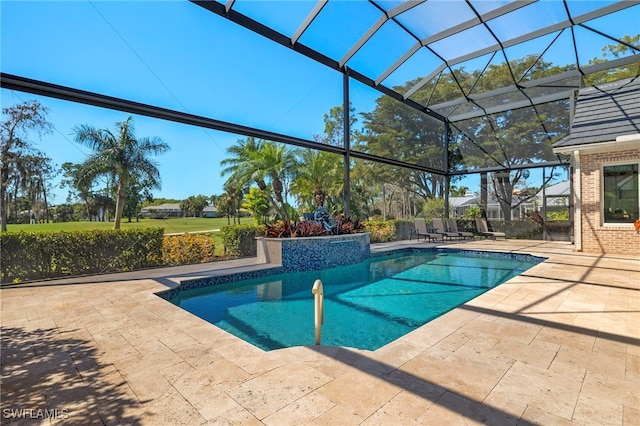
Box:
311;104;373;217
51;203;75;222
451;185;469;197
180;194;209;217
314;104;359;147
584;35;640;86
243;187;269;224
16;153;58;223
449;56;570;219
223;180;245;224
360;87;451;202
122;175;154;222
215;193;235;225
289;149;343;214
60;162;94;219
0;100;51;231
220;137;298;222
72;116;169;229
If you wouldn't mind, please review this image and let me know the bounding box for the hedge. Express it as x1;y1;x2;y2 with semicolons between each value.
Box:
1;228;164;284
220;224;265;257
162;233;216;266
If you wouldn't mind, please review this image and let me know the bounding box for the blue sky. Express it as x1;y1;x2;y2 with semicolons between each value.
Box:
1;1;358;203
1;1;637;204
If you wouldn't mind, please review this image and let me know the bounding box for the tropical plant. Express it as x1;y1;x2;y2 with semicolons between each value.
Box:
264;220;293;238
463;204;482;219
289;149;343;214
72;116;169;230
220;137;298;222
335;215;364;235
290;220;329;237
243;187;269;224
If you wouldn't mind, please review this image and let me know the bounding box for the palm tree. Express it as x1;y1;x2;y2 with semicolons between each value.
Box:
73;117;169;230
289;149;343;213
223;179;245;224
221;137;298;222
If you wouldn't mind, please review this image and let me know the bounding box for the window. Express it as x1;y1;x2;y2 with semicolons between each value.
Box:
602;163;639;224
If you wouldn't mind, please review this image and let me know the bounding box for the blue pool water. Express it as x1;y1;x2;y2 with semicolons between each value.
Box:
167;249;542;351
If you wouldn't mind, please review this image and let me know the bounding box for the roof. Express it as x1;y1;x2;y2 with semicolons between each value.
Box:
450;180;570;208
553;76;640;149
449;195;477;208
542;180;571;197
141;203;182;211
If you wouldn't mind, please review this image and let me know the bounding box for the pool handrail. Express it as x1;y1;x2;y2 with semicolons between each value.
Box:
312;279;324;345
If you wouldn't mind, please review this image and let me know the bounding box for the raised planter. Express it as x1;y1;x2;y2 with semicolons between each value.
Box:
256;233;370;272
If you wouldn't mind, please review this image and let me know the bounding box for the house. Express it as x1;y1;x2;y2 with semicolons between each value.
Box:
140;203;183;218
553;77;640;255
450;181;570;221
201;206;218;218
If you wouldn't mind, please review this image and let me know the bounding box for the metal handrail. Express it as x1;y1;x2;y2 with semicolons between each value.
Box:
312;279;324;345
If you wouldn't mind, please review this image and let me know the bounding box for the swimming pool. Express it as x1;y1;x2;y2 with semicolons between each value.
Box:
165;249;543;351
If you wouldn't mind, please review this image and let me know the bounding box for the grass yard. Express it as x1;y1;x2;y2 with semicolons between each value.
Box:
5;217;242;234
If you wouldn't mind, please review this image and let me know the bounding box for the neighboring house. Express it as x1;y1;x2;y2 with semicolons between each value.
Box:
140;203;183;218
450;181;569;221
553;77;640;255
201;206;218;218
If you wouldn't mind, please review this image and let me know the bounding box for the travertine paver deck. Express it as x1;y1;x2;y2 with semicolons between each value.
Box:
1;240;638;425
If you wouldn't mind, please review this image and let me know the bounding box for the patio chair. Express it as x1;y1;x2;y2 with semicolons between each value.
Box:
446;218;474;240
411;218;444;242
431;218;460;241
475;217;507;240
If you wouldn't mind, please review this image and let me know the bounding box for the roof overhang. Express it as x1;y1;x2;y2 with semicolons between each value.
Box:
553;133;640;155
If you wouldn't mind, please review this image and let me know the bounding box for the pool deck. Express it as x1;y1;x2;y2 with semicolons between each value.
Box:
1;239;639;425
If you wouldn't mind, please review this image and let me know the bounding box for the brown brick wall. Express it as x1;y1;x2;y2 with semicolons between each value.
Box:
578;148;640;255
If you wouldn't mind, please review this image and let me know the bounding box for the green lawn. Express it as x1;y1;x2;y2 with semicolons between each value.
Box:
5;217;243;234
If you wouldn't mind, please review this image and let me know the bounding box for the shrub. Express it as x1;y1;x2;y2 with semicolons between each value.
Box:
290;221;329;237
335;215;365;235
220;224;264;257
162;233;216;265
364;220;397;243
264;220;293;238
1;228;164;283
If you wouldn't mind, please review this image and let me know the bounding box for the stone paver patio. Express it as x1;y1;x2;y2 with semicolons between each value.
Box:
1;240;638;425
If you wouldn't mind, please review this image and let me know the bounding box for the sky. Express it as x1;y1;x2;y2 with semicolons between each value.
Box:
1;1;637;204
0;1;351;204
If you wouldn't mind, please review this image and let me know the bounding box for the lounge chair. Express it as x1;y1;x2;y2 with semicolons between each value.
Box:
475;217;507;240
446;218;474;240
411;218;444;242
432;218;460;241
